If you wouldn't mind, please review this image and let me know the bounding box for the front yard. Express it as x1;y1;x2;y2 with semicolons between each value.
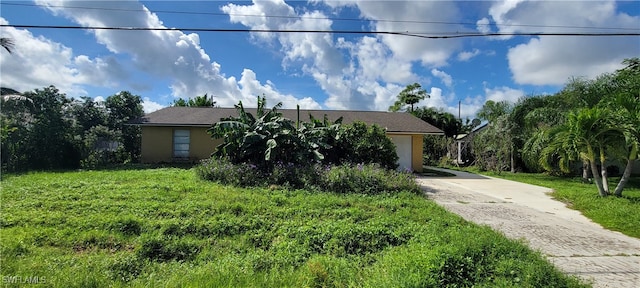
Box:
1;167;586;287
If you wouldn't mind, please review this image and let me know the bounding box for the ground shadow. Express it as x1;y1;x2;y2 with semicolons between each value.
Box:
420;166;490;180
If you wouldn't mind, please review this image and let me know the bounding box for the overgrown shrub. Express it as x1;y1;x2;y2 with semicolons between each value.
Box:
269;162;323;189
333;122;399;170
197;158;419;194
319;163;419;195
195;157;265;187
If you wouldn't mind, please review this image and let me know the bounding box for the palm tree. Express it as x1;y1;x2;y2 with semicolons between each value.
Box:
1;38;15;54
540;107;621;197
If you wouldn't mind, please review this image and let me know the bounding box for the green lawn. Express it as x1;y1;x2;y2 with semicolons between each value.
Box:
1;168;587;287
460;167;640;239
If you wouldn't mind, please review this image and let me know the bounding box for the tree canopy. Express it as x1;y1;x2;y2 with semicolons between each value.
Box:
389;83;429;112
469;58;639;197
1;86;144;171
172;94;216;107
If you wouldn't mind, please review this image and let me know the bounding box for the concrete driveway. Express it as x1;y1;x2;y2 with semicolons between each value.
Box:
416;168;640;288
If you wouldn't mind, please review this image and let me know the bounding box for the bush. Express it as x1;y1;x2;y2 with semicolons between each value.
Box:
195;157;265;187
269;162;323;189
333;122;399;170
197;158;420;195
319;163;419;195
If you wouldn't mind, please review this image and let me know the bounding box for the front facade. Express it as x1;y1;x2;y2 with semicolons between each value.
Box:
133;107;443;172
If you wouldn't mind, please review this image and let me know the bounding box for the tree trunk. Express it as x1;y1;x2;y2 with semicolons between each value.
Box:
614;160;635;196
510;146;515;173
581;160;590;183
589;160;608;197
599;149;609;195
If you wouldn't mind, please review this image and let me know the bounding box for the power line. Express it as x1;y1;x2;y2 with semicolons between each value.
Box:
2;24;639;39
2;1;639;32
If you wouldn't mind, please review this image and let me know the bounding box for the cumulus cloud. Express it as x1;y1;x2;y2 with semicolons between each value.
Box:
482;0;639;85
221;0;466;111
0;18;84;95
484;86;525;103
457;49;481;62
142;97;165;113
328;1;465;67
476;17;491;34
32;0;321;108
431;69;453;88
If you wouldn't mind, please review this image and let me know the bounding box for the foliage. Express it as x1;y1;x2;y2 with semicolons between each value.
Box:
389;83;429;112
209;97;398;171
476;100;513;123
105;91;144;162
1;168;587;287
1;86;145;172
0;37;14;53
412;107;463;138
196;158;417;194
540;107;622;197
172;94;216;107
422;134;454;166
472;58;639;197
319;163;419;194
411;106;480;166
335;121;399;170
473;114;513;173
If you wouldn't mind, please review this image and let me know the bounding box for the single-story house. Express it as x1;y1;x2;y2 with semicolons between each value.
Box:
131;107;443;172
454;123;488;165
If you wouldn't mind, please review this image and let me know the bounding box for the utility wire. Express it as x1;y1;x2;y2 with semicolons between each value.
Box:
2;2;639;32
2;24;639;39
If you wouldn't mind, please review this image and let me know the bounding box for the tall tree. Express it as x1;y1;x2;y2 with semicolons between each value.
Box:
389;83;429;112
601;58;640;196
540;107;621;197
475;100;515;172
172;94;216;107
105;91;144;162
21;86;78;169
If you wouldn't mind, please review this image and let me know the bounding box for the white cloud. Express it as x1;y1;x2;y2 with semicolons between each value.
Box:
142;97;165;113
483;0;639;85
221;0;461;111
476;17;491;34
0;18;84;95
32;0;320;108
457;49;481;62
331;1;464;67
431;69;453;88
484;86;525;103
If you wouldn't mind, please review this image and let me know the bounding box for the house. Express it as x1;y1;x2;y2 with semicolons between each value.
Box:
131;107;443;172
454;123;488;165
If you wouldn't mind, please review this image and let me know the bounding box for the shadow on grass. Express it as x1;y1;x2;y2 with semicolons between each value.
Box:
83;162;199;171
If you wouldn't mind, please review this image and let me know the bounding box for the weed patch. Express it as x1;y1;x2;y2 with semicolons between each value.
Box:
1;168;588;287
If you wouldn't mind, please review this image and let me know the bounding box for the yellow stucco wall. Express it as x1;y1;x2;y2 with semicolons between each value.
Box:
141;126;221;163
141;126;172;163
141;126;422;171
412;135;423;173
386;133;424;172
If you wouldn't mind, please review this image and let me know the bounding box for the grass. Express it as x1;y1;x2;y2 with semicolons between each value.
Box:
456;167;640;239
1;168;587;287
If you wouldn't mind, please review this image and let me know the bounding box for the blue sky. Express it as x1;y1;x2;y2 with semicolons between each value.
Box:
1;1;638;118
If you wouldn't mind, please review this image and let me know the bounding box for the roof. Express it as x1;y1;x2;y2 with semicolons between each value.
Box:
456;123;489;141
131;107;443;135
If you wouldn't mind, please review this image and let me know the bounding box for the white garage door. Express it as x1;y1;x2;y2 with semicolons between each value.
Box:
389;135;412;171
